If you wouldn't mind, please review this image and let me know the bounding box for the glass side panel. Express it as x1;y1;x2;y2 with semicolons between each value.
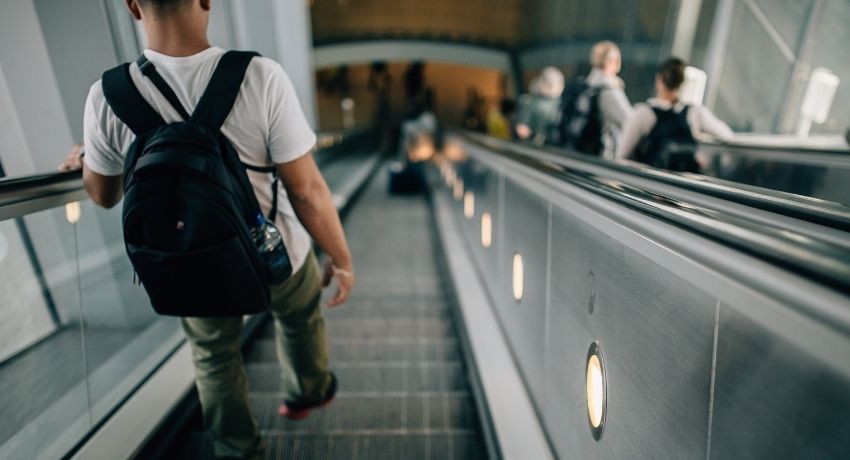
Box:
752;0;812;53
807;1;850;135
0;204;90;460
713;2;794;133
0;198;183;460
75;203;183;425
0;218;57;362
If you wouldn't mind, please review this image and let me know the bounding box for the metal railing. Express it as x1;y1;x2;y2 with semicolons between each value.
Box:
464;132;850;232
439;132;850;459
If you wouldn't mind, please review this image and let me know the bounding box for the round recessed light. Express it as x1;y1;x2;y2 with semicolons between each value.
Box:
586;342;606;440
481;213;492;248
453;179;464;201
65;202;81;224
464;192;475;219
512;253;524;301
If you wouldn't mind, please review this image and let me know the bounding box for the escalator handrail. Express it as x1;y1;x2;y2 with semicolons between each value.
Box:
0;170;85;220
462;132;850;232
454;134;850;301
700;137;850;156
0;128;380;221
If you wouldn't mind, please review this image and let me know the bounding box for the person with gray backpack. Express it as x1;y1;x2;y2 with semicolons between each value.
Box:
555;41;633;157
58;0;354;458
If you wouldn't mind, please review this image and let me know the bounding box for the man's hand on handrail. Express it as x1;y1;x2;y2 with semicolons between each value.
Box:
58;142;123;208
58;142;84;172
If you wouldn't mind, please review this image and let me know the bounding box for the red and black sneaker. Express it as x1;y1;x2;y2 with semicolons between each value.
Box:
278;373;337;421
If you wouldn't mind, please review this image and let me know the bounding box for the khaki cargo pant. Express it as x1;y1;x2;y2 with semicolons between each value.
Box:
181;252;333;459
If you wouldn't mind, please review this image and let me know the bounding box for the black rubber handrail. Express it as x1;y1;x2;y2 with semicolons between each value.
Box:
0;128;380;220
456;135;850;299
463;132;850;232
0;170;84;212
0;170;82;194
700;138;850;155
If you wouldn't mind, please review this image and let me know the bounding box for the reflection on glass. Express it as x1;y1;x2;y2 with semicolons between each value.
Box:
0;200;183;459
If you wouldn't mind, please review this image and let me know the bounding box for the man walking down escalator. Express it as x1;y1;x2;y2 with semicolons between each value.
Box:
58;1;355;458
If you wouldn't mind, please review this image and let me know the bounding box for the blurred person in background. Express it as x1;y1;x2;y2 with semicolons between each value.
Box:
616;57;733;172
463;88;486;132
556;41;633;157
486;98;516;140
515;66;564;145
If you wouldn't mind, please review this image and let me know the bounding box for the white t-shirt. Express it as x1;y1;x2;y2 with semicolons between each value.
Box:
84;47;317;272
614;97;734;160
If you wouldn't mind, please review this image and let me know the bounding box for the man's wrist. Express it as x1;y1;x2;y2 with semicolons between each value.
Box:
331;255;353;273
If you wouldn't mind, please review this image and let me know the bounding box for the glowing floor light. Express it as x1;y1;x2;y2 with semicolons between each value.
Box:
481;213;492;248
65;202;81;224
453;179;464;201
512;253;524;301
586;342;606;440
464;192;475;219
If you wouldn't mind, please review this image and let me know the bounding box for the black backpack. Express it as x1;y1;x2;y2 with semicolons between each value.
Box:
553;77;603;156
101;51;291;317
639;105;699;173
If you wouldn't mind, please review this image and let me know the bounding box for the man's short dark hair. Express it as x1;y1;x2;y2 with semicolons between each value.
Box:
657;57;687;90
137;0;192;14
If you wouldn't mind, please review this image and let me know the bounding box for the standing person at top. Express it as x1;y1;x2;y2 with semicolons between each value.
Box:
486;98;516;140
615;57;734;172
58;0;355;458
515;66;565;145
557;41;633;156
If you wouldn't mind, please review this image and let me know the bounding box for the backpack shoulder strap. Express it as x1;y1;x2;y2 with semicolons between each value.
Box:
651;106;670;120
136;55;191;121
191;50;260;130
102;63;165;135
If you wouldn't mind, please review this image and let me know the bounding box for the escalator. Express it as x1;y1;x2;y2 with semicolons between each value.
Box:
239;173;488;458
4;127;850;459
150;153;493;458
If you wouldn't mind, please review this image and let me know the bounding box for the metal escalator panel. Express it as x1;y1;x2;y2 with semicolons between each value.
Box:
242;173;488;458
440;133;850;459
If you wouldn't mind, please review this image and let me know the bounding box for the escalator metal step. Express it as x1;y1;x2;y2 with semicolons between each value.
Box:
238;171;488;458
246;339;460;363
246;362;467;392
259;318;454;340
250;393;477;431
262;433;486;460
323;305;452;319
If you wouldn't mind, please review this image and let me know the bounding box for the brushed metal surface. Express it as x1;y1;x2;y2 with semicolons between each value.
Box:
443;135;850;458
490;178;551;409
460;159;501;297
710;305;850;459
542;207;715;459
